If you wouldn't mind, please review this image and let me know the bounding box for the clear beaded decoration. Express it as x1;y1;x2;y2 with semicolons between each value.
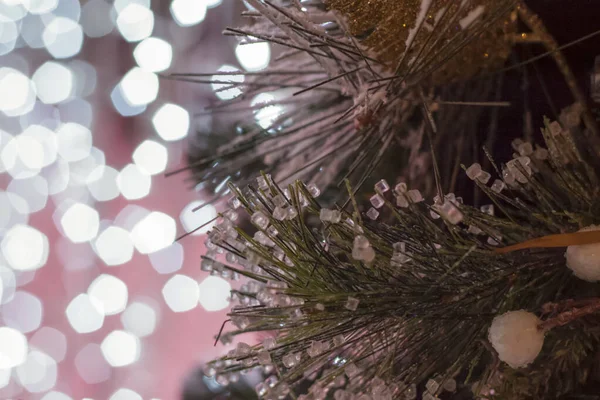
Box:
257;350;272;365
370;194;385;209
394;182;407;193
476;170;491;184
491;179;506;193
442;378;457;392
425;378;440;394
345;296;359;311
366;207;380;220
480;204;494;215
466;163;482;180
272;194;287;208
256;176;269;190
307;183;320;198
263;337;276;350
549;120;562;136
374;179;390;193
345;362;360;378
251;211;269;229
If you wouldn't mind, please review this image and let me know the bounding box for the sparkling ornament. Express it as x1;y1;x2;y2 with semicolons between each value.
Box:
565;225;600;282
327;0;517;84
488;310;544;368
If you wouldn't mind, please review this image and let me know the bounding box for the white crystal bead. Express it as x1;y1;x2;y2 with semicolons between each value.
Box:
236;342;251;356
394;182;407;193
333;334;345;347
466;163;482;180
517;142;533;156
480;204;494;215
374;179;390;193
405;384;417;400
263;337;276;350
549;120;562;136
307;183;320;197
396;194;409;208
468;225;483;235
251;211;269;229
258;350;272;365
534;147;548;160
256;176;269;190
272;194;286;208
565;225;600;282
476;170;491;184
354;235;369;249
442;378;457;392
491;179;506;193
345;296;359;311
273;206;287;221
228;197;241;209
366;207;380;220
370;194;385;209
287;207;298;219
393;242;406;254
425;379;440;394
488;310;544;368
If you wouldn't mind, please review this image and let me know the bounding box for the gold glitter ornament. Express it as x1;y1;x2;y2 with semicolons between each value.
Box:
326;0;518;84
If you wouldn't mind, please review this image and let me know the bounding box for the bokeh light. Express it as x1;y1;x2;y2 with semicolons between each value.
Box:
42;391;72;400
132;140;168;175
198;275;231;312
65;293;104;333
16;350;57;393
42;16;84;59
7;175;49;213
94;226;134;266
1;224;49;271
235;41;271;72
81;0;113;38
60;202;99;243
148;242;183;274
0;67;36;117
179;200;217;235
152;103;189;141
211;64;244;101
101;330;140;367
110;388;142;400
130;211;176;254
88;274;128;315
74;343;111;384
170;0;206;27
162;274;199;312
117;163;151;200
119;67;159;107
121;301;157;338
133;37;173;73
0;326;27;368
32;61;74;104
30;327;67;363
116;3;154;42
56;122;92;162
2;291;43;333
86;165;120;202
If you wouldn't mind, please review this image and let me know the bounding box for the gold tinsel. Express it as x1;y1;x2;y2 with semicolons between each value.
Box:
326;0;518;84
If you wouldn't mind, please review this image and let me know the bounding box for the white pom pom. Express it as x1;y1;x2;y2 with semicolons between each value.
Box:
488;310;544;369
565;225;600;282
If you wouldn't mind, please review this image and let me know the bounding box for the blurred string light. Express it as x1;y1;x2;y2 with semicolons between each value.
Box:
235;41;271;72
74;343;111;384
132;140;168;175
133;37;173;73
170;0;206;27
0;326;27;368
87;274;128;316
162;274;199;312
148;242;183;274
2;291;43;333
121;301;157;338
118;67;159;107
29;327;67;363
93;226;134;266
100;330;140;367
65;293;104;334
179;200;217;236
130;211;176;254
115;2;154;42
116;163;151;200
152;103;190;141
32;61;74;104
211;65;244;101
198;276;230;312
110;388;142;400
